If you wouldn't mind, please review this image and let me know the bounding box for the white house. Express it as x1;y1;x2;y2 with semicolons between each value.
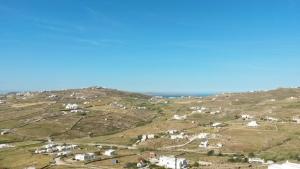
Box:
210;110;221;115
56;144;78;151
75;153;96;161
173;115;187;120
199;140;208;148
48;94;57;98
287;96;297;100
1;129;10;135
265;116;279;122
65;103;79;110
170;132;186;140
44;143;57;149
0;144;14;149
147;134;155;139
141;134;155;142
56;151;71;157
104;149;116;156
197;133;209;139
24;167;36;169
241;114;254;120
35;149;47;154
247;121;259;127
217;143;223;148
167;130;178;135
268;161;300;169
141;135;148;142
70;109;84;113
248;158;265;164
292;117;300;124
158;156;188;169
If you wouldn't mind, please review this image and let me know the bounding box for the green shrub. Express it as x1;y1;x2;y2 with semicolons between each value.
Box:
207;150;215;156
124;162;137;169
248;152;255;158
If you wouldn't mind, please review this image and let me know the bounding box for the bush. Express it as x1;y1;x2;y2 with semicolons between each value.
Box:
207;150;215;156
124;162;137;169
149;164;165;169
218;152;223;156
248;152;255;158
192;162;199;167
228;155;248;163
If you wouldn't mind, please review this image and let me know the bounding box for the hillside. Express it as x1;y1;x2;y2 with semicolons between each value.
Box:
1;87;300;169
0;87;159;142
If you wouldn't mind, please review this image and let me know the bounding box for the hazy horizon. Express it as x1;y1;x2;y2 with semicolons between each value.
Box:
1;85;299;96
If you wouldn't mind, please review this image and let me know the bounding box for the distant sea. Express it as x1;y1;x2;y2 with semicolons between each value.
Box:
145;92;216;98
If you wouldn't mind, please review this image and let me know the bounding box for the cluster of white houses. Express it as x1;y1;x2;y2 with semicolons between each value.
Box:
65;103;79;110
35;143;78;156
74;149;116;162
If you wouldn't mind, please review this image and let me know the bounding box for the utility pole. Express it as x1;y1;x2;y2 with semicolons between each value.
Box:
175;156;177;169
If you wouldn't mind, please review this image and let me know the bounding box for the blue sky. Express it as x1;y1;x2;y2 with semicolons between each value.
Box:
1;0;300;93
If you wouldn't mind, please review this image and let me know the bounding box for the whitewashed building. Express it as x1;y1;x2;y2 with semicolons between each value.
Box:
0;144;14;149
147;134;155;139
249;158;265;164
170;132;186;140
56;151;71;157
24;167;36;169
65;103;79;110
197;133;209;139
265;116;279;122
1;129;10;135
158;156;188;169
167;130;178;135
75;153;96;161
268;161;300;169
173;115;187;120
104;149;116;156
199;140;209;148
241;114;254;120
292;117;300;124
247;121;259;127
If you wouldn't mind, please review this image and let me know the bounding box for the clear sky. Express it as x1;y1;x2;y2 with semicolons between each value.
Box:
1;0;300;93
